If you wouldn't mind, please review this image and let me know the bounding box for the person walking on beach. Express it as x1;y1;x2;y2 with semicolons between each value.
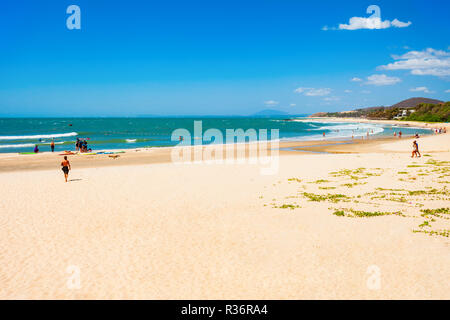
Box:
398;130;402;138
50;139;55;152
411;140;421;158
61;156;71;182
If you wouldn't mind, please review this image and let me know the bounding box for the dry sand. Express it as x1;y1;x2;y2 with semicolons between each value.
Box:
0;120;449;299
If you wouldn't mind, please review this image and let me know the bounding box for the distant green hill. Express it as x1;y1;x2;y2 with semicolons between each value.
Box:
391;97;444;109
307;97;448;122
404;102;450;122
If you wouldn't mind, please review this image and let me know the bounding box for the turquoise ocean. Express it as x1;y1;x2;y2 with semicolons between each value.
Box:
0;117;432;153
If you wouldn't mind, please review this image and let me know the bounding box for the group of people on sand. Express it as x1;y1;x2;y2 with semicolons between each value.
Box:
76;138;92;153
33;139;55;153
434;127;446;134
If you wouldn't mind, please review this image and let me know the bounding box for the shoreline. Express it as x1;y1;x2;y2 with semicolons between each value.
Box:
0;132;445;173
0;135;421;173
0;117;442;157
1;118;446;173
298;116;450;130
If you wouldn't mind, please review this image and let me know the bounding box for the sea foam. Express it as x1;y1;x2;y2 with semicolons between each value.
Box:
0;132;78;140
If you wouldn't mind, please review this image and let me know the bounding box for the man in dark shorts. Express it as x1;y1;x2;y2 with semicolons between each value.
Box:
51;139;55;152
61;156;71;182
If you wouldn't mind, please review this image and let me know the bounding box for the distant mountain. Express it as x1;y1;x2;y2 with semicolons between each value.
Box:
391;97;444;109
364;98;448;121
307;97;446;119
252;109;290;116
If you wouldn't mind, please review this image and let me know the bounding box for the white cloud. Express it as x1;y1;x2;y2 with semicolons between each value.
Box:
361;90;371;94
391;48;449;60
351;77;362;82
330;16;411;31
391;19;412;28
290;103;296;107
445;89;450;93
378;48;450;77
339;17;390;30
365;74;401;86
323;5;411;31
410;86;432;93
344;90;352;93
264;100;279;106
410;69;450;76
294;87;331;96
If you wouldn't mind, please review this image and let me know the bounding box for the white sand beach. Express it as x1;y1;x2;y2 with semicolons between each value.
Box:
0;121;449;299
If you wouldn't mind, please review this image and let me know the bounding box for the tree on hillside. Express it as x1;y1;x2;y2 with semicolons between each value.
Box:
405;102;450;122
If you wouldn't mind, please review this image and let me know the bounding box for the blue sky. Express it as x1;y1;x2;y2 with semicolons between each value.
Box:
0;0;449;116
